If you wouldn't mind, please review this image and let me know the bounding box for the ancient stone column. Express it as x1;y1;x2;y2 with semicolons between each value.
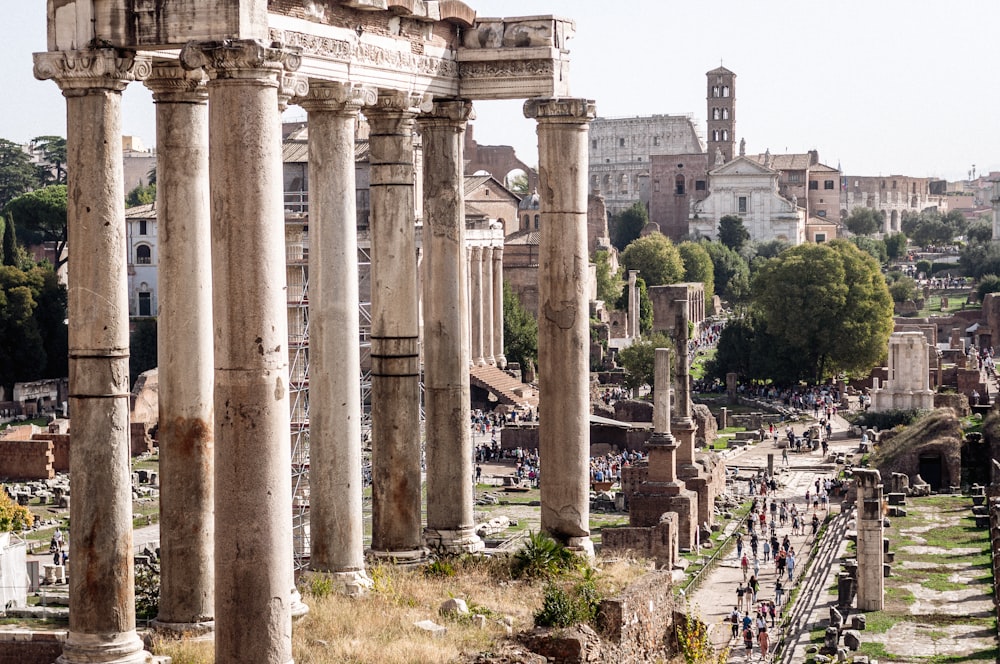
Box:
493;248;507;368
482;246;495;365
366;90;425;560
180;40;300;664
33;48;152;664
674;298;714;528
470;245;486;366
145;61;215;639
628;270;639;339
855;469;885;611
419;100;483;553
297;82;376;593
524;97;596;554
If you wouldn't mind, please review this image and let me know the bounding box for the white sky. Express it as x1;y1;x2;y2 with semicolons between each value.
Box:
6;1;998;181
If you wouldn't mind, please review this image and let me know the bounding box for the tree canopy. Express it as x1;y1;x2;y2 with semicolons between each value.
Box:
883;232;908;261
617;332;673;391
503;282;537;372
5;185;68;271
844;207;884;236
850;236;888;264
749;240;893;383
610;202;648;252
701;240;750;305
126;182;156;208
0;139;40;210
593;249;621;304
718;215;749;252
967;220;993;244
619;233;684;287
31;136;67;186
678;241;714;302
0;263;68;394
615;276;653;335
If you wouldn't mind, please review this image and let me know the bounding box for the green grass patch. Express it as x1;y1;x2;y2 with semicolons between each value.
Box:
922;572;969;592
858;641;891;661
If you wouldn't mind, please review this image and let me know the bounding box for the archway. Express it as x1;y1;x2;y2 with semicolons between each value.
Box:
918;453;943;490
891;209;899;232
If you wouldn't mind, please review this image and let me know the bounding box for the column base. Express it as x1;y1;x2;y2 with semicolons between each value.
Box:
290;587;310;619
302;569;373;597
57;631;151;664
368;547;430;568
424;527;485;554
474;357;487;367
566;536;595;560
495;355;507;370
148;618;214;642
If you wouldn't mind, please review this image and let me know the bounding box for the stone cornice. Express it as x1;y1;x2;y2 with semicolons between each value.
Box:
523;97;596;123
145;61;208;103
33;49;152;94
295;81;377;114
180;39;302;84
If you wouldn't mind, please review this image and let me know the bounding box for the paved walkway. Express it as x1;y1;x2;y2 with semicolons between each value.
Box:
689;410;858;663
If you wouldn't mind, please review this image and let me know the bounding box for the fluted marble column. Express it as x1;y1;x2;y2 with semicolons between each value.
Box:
420;100;483;553
180;40;299;664
674;299;696;467
33;48;152;664
145;61;215;640
493;248;506;368
366;90;425;559
297;82;375;593
470;245;486;366
525;97;596;554
482;246;495;365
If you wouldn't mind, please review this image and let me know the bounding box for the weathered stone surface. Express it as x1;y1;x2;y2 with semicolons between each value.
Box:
692;403;718;448
614;400;653;423
851;614;867;630
440;598;470;616
524;624;601;663
843;629;862;650
414;620;447;638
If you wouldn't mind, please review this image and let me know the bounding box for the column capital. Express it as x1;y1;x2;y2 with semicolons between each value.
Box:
523;97;596;123
367;90;429;118
33;49;151;94
296;81;377;114
420;100;475;126
145;61;208;104
278;71;309;111
179;39;301;85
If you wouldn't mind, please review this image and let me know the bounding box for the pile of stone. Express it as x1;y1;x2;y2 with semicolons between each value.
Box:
813;603;869;661
4;475;71;508
971;484;989;528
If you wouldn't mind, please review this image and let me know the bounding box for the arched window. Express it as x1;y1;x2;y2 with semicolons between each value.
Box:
675;175;686;196
136;244;152;264
534;215;540;230
712;108;721;120
722;86;730;97
712;130;720;142
721;129;729;141
523;214;529;230
722;108;729;120
712;86;720;98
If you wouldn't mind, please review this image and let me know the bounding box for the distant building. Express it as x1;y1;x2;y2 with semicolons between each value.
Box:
840;175;948;233
125;203;157;318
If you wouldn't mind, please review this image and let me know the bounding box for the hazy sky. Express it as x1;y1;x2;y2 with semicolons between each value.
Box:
7;1;998;181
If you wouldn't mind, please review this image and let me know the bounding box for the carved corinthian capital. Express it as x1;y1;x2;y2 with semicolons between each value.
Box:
295;81;377;115
33;49;152;94
180;39;302;83
145;61;208;103
523;97;596;123
421;100;476;127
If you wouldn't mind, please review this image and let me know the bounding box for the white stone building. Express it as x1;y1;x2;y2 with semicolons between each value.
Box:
125;203;157;317
689;156;805;245
871;331;934;412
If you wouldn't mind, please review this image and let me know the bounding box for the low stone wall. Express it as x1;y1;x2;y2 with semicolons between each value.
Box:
596;570;676;662
0;631;65;664
0;440;54;480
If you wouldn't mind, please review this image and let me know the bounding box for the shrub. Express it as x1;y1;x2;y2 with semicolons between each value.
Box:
512;531;581;580
533;578;601;628
847;408;925;431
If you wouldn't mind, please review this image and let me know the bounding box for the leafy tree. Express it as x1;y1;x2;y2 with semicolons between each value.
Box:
34;268;68;381
751;240;893;383
593;250;621;304
678;241;714;302
610;202;648;252
718;215;749;252
753;239;790;260
851;236;887;265
5;185;68;271
126;182;156;208
915;259;932;277
941;209;967;237
617;332;673;391
884;232;908;261
967;220;993;244
701;240;750;305
0;266;46;393
31;135;67;185
146;165;157;187
977;274;1000;302
619;233;684;287
503;282;537;371
888;275;918;303
844;207;884;236
0;490;33;532
900;210;920;236
909;218;953;248
130;318;158;387
0;139;40;209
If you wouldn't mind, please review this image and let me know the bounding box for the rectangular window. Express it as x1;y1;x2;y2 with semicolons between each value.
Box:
815;233;827;243
808;181;819;190
695;180;706;191
591;139;597;149
892;181;897;189
619;138;625;147
653;136;661;146
139;219;148;235
824;180;835;190
738;196;748;213
788;173;801;183
138;292;152;317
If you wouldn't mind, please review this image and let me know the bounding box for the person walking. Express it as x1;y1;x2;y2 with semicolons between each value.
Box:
786;549;796;582
736;582;746;613
758;622;770;662
774;578;784;608
762;539;771;562
741;553;750;582
730;606;741;641
752;555;760;578
736;533;744;561
748;575;760;604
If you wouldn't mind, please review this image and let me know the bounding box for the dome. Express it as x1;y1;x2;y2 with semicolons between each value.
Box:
518;189;540;211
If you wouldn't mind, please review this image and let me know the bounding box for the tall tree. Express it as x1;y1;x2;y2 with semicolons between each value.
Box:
617;332;674;391
884;232;908;261
503;282;538;372
619;232;684;287
0;139;40;209
610;202;648;251
701;240;750;304
751;240;893;383
126;182;156;208
844;207;884;236
5;185;68;271
718;214;749;252
677;240;715;302
31;136;67;185
593;249;621;304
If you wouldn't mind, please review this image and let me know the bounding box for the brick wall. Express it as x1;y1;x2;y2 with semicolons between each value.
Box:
32;434;70;472
596;570;676;663
0;631;65;664
0;440;53;480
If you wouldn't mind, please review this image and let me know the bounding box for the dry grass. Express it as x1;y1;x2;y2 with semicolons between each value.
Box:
151;554;652;664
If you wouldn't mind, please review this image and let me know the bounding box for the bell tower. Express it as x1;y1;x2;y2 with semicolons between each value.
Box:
706;66;736;164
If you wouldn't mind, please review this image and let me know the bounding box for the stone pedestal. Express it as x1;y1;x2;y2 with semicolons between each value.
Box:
145;61;216;640
855;469;885;611
420;101;483;554
34;47;153;664
525;97;596;554
366;91;425;560
181;39;300;664
297;82;376;592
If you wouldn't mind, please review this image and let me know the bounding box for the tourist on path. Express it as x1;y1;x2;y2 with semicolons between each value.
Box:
786;550;796;582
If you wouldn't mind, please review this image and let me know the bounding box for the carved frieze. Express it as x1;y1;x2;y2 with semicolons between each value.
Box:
180;39;302;80
33;49;152;93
